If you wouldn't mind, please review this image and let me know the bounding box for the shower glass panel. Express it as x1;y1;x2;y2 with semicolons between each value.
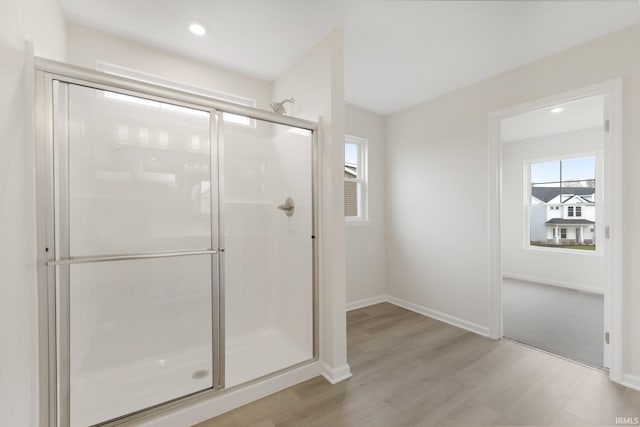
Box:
58;83;217;426
66;86;213;255
223;119;313;387
68;256;212;426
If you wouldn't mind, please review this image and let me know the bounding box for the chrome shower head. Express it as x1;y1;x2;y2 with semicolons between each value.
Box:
270;98;295;115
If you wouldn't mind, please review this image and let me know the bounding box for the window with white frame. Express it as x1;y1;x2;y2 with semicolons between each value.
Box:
96;62;256;127
344;136;368;222
528;156;596;251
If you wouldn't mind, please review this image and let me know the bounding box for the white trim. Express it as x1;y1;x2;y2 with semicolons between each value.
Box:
346;295;388;311
525;245;602;257
322;363;352;384
134;362;321;427
488;109;503;340
606;78;624;382
488;78;624;383
345;219;370;227
620;373;640;392
502;272;604;295
386;296;490;337
346;295;490;337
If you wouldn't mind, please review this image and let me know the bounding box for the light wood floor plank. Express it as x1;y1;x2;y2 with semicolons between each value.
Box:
193;303;640;427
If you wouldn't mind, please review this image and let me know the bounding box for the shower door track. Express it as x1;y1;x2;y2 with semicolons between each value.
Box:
35;58;320;427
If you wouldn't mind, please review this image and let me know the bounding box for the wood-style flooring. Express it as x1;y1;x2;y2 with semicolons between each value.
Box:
194;303;640;426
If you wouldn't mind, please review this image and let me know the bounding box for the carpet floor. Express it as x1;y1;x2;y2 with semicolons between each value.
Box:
503;278;604;368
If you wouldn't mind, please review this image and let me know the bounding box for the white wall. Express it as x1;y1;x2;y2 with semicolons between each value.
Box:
345;104;387;304
501;127;605;294
272;31;351;383
385;22;640;379
0;0;66;426
66;23;272;110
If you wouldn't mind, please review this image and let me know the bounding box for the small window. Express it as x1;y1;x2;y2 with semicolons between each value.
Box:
344;136;368;223
560;228;567;239
576;206;582;217
568;206;574;217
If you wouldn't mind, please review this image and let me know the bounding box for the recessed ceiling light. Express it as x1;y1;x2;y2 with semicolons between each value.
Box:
189;22;207;36
550;107;564;114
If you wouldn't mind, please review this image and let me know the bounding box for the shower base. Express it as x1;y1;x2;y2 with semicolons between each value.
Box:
70;328;310;426
72;345;212;427
226;328;311;388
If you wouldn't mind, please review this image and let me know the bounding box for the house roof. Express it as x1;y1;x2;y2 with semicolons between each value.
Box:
561;194;593;204
344;164;357;178
545;218;595;225
532;186;595;203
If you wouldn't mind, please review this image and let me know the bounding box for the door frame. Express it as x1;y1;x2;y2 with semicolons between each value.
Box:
34;58;320;427
487;78;623;382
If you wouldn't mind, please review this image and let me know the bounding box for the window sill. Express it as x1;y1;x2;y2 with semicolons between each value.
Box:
345;218;369;227
526;245;602;257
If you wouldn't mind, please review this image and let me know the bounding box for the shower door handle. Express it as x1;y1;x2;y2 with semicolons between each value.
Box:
277;197;295;217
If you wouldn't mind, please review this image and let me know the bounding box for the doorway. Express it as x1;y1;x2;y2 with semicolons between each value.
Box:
488;80;623;381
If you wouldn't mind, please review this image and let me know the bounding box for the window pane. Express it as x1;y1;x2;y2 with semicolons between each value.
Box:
68;85;212;256
562;157;595;183
531;160;560;185
345;142;359;178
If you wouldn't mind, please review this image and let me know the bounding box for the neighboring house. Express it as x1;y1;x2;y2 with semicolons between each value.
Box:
531;187;596;246
529;195;547;243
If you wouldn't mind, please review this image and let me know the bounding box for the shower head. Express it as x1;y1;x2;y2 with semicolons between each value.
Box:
270;98;295;115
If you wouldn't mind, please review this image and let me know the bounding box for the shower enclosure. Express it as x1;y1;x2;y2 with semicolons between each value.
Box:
35;60;317;427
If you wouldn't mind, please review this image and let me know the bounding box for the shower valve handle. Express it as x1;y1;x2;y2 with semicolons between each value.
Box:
277;197;295;217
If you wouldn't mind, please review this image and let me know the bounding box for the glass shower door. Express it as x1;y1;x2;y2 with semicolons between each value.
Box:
223;119;314;387
53;82;220;426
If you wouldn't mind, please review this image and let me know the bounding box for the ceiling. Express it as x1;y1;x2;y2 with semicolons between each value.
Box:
500;95;604;143
60;0;640;116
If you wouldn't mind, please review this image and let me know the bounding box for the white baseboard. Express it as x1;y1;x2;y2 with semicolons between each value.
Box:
386;295;490;337
502;272;604;295
346;295;388;311
620;373;640;392
322;363;352;384
136;362;321;427
346;294;489;338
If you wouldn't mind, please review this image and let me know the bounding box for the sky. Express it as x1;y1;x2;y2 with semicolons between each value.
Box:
345;142;358;166
531;156;595;185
